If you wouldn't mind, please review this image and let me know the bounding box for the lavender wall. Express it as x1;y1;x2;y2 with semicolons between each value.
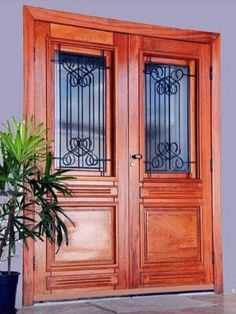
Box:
0;0;233;308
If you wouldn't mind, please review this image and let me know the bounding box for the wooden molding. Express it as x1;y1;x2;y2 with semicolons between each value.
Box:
23;6;35;306
24;5;218;44
33;284;214;302
211;35;223;293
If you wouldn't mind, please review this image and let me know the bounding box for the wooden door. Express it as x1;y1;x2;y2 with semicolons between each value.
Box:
32;21;130;302
128;35;213;289
24;6;221;305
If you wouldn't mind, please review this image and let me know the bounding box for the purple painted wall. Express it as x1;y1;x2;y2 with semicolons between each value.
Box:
0;0;233;308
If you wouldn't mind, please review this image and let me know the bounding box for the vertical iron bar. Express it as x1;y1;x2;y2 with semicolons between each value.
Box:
158;75;161;157
59;51;62;169
149;64;152;173
168;65;171;170
178;75;181;154
77;55;80;168
88;74;91;148
164;66;167;171
98;58;101;172
92;66;95;153
187;67;190;172
66;73;69;153
145;65;148;172
81;58;84;169
154;80;157;159
102;55;106;173
69;60;72;165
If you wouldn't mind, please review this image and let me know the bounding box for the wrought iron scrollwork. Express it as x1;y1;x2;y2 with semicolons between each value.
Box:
144;62;195;173
60;54;105;88
145;64;184;95
150;142;185;171
62;137;99;167
55;51;108;171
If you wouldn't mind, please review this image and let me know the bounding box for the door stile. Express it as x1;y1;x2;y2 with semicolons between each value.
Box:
211;36;223;293
113;33;130;289
198;44;213;283
128;35;143;288
33;21;51;298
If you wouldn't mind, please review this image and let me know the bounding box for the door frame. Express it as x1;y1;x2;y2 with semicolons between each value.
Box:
23;5;222;305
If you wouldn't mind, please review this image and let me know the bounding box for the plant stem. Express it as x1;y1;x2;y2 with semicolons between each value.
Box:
0;204;14;273
7;233;11;274
0;210;12;261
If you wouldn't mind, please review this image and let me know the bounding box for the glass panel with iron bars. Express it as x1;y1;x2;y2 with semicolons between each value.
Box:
54;50;113;175
144;57;197;174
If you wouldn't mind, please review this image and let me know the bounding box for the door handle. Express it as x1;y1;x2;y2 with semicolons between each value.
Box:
131;153;143;160
130;153;142;166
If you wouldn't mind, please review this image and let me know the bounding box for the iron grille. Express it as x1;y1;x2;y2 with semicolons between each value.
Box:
144;62;195;173
55;51;108;172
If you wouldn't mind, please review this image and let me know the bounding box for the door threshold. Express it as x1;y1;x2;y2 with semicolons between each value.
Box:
33;289;215;307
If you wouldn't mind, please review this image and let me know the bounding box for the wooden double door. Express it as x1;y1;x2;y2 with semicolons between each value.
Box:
25;8;217;303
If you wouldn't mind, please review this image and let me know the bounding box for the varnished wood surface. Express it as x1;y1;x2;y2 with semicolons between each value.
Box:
50;23;113;44
23;5;222;305
128;34;214;290
24;5;218;44
23;7;35;306
211;36;223;294
33;284;214;302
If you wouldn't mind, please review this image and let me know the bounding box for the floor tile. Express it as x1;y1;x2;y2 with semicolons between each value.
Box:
18;302;113;314
91;295;212;313
18;293;236;314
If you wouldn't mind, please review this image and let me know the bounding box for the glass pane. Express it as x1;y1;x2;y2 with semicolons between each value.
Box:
55;51;107;171
144;62;191;173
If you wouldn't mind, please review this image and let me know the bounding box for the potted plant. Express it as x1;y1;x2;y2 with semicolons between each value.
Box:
0;117;73;313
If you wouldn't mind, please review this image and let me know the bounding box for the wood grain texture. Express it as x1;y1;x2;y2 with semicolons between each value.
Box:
137;36;214;288
128;34;143;288
113;33;130;290
141;271;206;286
211;35;223;293
33;20;51;302
25;5;218;44
143;207;201;263
52;207;116;264
50;23;113;44
29;20;130;303
33;284;214;302
23;6;35;306
47;273;118;290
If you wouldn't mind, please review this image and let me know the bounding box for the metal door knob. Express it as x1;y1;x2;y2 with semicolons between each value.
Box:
131;154;143;160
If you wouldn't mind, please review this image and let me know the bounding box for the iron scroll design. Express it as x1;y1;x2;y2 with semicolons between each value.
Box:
59;53;105;88
62;137;99;168
147;142;186;171
145;63;185;96
144;62;196;173
55;51;108;171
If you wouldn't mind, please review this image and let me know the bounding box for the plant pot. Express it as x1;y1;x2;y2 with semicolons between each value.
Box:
0;271;20;313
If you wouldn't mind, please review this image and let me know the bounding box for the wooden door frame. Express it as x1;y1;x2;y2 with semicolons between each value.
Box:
23;5;222;306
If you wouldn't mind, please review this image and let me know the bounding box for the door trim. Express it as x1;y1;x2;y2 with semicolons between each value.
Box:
23;5;222;305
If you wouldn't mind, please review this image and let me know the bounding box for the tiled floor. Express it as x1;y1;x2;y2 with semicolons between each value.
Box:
18;293;236;314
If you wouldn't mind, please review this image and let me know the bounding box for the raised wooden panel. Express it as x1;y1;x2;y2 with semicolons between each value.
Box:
50;23;113;44
142;207;201;264
141;181;202;201
55;207;116;264
61;185;118;203
141;271;205;286
47;273;118;290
